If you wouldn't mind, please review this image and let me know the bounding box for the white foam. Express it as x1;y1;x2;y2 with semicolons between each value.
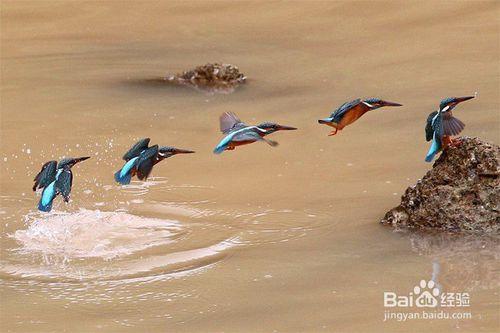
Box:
13;209;181;260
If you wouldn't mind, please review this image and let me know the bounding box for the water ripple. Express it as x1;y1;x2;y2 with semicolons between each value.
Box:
2;209;238;283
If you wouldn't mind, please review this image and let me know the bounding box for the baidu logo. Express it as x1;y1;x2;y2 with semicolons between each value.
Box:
383;278;472;322
384;279;470;309
413;279;440;307
384;279;440;308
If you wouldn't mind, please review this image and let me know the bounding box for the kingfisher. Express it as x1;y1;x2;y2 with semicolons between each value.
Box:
213;112;297;154
114;138;194;185
318;98;403;136
425;96;474;162
33;156;90;212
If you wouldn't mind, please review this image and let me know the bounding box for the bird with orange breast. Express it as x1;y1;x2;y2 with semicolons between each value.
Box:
213;112;297;154
424;96;474;162
318;98;403;136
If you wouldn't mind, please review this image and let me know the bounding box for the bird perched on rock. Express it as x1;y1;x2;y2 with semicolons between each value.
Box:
114;138;194;185
213;112;297;154
425;96;474;162
318;98;402;136
33;156;90;212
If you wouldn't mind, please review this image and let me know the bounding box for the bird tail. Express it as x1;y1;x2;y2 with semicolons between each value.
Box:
213;143;228;154
318;118;338;129
213;136;233;154
114;157;139;185
38;199;53;212
38;183;57;212
114;168;133;185
318;118;332;125
425;136;442;163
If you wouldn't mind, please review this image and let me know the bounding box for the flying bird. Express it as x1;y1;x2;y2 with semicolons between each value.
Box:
114;138;194;185
213;112;297;154
425;96;474;162
318;98;402;136
33;156;90;212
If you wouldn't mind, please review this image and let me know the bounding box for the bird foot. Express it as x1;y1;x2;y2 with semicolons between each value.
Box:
328;130;338;136
226;146;235;151
449;138;463;148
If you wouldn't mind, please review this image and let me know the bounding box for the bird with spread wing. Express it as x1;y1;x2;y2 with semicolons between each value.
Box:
33;156;90;212
425;96;474;162
114;138;194;185
213;112;297;154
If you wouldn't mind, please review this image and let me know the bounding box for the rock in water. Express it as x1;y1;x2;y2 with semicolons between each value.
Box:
165;63;246;93
381;137;499;233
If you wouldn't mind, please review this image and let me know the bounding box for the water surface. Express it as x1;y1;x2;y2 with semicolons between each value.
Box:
1;1;499;332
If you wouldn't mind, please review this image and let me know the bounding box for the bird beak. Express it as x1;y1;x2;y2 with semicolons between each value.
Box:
277;125;298;131
318;119;331;125
75;156;90;163
380;100;403;107
455;96;475;104
174;148;195;154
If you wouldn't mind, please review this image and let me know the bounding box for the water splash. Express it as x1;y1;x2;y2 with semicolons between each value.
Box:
3;209;238;282
13;209;182;260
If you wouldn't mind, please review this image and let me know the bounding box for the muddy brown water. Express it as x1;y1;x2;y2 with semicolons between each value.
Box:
1;1;499;332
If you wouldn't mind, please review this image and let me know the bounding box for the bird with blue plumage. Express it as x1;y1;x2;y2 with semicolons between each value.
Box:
424;96;474;162
318;98;402;136
213;112;297;154
114;138;194;185
33;156;90;212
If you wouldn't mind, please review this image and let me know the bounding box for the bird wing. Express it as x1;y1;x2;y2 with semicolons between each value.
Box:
220;112;247;134
425;112;444;162
33;160;58;191
442;111;465;136
330;99;362;123
232;128;264;142
234;130;279;147
213;126;265;154
425;111;438;142
136;145;159;180
55;169;73;202
432;112;443;140
123;138;150;161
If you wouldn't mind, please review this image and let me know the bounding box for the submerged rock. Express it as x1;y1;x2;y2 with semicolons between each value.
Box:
381;137;499;233
165;63;246;93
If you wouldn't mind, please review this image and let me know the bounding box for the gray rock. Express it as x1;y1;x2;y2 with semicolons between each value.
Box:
381;137;499;233
165;63;246;93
